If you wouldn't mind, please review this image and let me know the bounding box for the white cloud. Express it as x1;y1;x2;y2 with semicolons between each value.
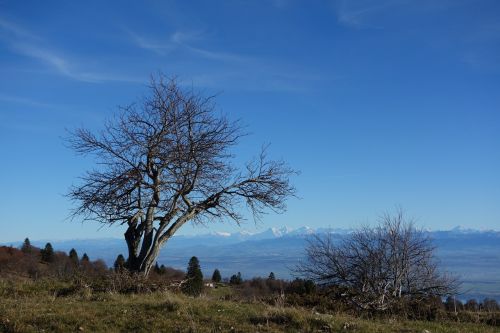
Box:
334;0;411;28
0;17;40;40
11;42;142;83
0;17;142;83
170;30;203;44
127;28;249;63
0;93;63;109
133;27;325;93
271;0;289;9
184;45;249;63
125;29;173;55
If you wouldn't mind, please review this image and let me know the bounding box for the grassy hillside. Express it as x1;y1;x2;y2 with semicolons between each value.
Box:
21;231;500;301
1;279;499;333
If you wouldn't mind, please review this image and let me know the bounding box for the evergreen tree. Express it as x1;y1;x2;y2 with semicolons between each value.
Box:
114;254;126;272
212;268;222;283
69;248;79;267
268;272;276;280
182;256;203;296
81;253;90;263
40;243;54;263
304;280;316;294
21;238;32;254
154;262;161;275
229;272;242;285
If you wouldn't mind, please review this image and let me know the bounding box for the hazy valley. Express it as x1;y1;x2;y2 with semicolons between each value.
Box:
13;226;500;302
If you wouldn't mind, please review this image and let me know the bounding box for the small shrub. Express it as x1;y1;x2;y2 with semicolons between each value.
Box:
249;309;303;329
144;299;180;313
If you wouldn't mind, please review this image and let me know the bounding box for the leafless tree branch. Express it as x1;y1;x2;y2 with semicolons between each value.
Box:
295;209;460;311
67;74;297;275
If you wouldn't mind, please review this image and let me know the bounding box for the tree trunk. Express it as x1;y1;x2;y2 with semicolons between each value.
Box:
124;230;163;275
141;244;161;276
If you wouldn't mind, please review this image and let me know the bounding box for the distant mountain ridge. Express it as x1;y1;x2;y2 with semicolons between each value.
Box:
7;225;499;247
3;226;500;301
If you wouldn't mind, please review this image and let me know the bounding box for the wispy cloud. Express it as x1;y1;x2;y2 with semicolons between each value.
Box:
334;0;405;28
0;93;63;110
186;63;326;93
334;0;500;71
460;20;500;70
333;0;467;29
11;42;142;83
170;30;203;44
0;17;40;40
11;43;74;78
0;17;142;83
183;45;249;63
127;27;324;92
127;28;249;63
271;0;289;9
172;30;250;63
125;29;173;55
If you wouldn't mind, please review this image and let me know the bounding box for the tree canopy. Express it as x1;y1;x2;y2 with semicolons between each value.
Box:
67;74;296;275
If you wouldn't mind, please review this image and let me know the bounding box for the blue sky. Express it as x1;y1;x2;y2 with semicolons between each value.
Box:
0;0;499;242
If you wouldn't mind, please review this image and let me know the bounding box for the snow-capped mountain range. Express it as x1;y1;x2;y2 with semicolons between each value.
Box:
189;224;499;240
3;226;500;300
184;225;350;241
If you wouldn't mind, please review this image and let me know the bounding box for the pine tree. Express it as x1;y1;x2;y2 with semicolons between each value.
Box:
21;238;32;254
182;256;203;296
69;248;79;267
229;272;242;285
304;280;315;294
153;262;161;275
40;243;54;263
268;272;276;280
114;254;126;272
212;268;222;283
81;253;90;263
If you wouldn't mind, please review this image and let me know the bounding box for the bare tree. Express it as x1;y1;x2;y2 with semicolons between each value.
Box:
295;210;459;311
67;75;296;275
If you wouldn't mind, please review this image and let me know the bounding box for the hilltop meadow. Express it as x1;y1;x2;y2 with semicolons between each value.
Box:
2;0;500;332
1;276;500;333
1;243;500;333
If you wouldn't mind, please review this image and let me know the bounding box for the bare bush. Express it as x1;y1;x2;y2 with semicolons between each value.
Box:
296;210;460;311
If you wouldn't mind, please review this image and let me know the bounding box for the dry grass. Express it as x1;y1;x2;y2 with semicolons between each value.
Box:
0;279;499;333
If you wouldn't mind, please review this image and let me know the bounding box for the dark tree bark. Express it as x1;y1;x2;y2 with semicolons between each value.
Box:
67;74;296;276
